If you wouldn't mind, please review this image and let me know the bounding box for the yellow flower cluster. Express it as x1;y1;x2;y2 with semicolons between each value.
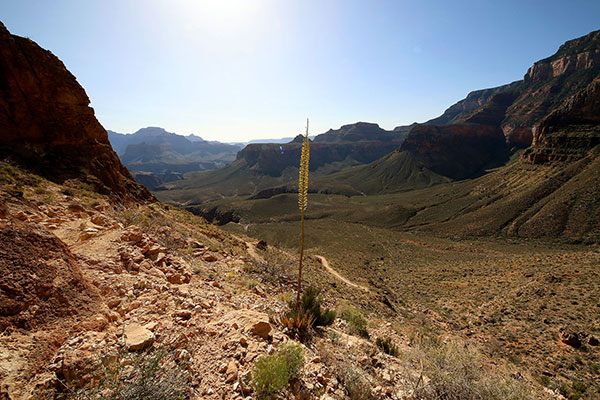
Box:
298;119;310;212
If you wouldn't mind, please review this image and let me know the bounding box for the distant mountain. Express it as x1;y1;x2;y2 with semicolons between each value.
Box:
155;121;409;204
313;122;405;143
247;136;316;144
107;127;242;188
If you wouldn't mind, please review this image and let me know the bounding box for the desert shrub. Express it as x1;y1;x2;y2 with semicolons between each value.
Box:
252;354;289;399
289;286;335;327
278;286;335;336
410;340;534;400
277;308;314;337
59;348;190;400
339;364;373;400
252;342;305;399
338;303;369;338
277;342;305;379
376;336;399;357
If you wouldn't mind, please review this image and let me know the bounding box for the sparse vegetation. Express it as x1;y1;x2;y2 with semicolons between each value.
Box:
292;286;336;327
251;342;305;399
59;348;190;400
338;302;369;338
339;364;373;400
407;340;535;400
376;336;399;357
278;286;335;338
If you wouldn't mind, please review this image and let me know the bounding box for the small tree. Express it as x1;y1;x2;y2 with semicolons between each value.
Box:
296;118;310;308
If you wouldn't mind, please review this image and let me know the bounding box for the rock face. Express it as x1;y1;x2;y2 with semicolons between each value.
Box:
313;122;403;143
426;81;522;125
0;22;151;202
131;171;164;191
524;30;600;82
237;140;405;177
400;29;600;179
401;124;508;180
219;310;272;339
124;323;155;350
523;76;600;163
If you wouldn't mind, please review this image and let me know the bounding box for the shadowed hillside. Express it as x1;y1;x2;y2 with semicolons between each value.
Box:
0;22;151;203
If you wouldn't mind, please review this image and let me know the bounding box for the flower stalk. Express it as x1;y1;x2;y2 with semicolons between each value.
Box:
296;118;310;308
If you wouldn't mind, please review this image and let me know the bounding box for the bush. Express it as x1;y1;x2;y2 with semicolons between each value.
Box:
294;286;336;327
278;342;304;379
410;340;534;400
279;286;335;335
376;337;399;357
338;303;369;338
252;342;305;399
339;364;373;400
252;354;290;399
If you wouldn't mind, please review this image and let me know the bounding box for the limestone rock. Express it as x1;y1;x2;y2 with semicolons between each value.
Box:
225;360;238;383
124;323;155;351
219;310;272;339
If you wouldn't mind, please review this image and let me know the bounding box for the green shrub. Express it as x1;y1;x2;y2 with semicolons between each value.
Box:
278;342;304;379
376;337;399;357
252;354;290;399
290;286;336;327
338;303;368;338
252;342;305;399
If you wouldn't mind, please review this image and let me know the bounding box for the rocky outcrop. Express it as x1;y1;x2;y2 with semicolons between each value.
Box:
237;141;404;177
522;76;600;163
0;22;151;202
313;122;403;143
524;30;600;82
132;171;163;191
413;29;600;171
426;81;522;125
400;124;508;180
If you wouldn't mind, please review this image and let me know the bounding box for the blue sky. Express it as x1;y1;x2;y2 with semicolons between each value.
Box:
1;1;599;141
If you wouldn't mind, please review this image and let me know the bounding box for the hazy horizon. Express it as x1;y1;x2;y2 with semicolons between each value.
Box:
1;0;599;142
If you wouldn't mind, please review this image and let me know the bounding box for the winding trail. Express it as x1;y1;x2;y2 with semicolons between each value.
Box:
314;255;369;292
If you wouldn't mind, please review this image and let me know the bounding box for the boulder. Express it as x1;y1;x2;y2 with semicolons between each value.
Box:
225;360;238;383
219;310;272;339
124;323;155;351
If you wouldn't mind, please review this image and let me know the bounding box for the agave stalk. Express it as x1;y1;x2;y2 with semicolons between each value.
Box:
296;118;310;308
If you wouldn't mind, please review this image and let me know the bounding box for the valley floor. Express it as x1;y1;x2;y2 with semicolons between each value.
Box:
223;218;600;399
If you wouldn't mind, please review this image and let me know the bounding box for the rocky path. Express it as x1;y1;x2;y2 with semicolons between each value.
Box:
315;255;369;292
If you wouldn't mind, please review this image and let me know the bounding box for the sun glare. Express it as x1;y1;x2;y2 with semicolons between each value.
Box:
161;0;263;35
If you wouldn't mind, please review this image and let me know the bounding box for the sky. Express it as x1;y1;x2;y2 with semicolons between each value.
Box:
1;1;599;142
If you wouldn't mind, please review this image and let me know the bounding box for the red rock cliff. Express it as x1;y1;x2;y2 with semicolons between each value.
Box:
0;22;152;202
522;76;600;163
524;30;600;82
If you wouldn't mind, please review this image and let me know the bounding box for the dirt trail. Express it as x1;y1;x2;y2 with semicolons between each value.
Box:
314;255;369;292
231;234;265;264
